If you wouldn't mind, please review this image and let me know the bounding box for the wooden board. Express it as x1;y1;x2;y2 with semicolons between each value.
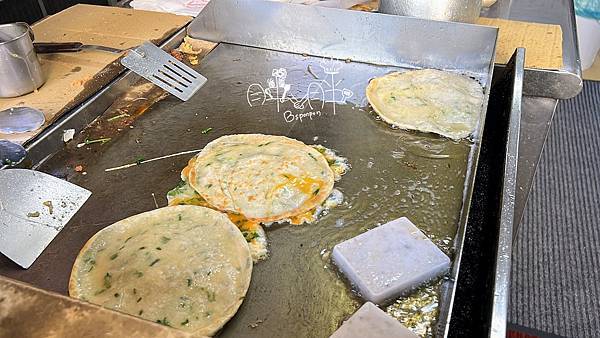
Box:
0;5;191;144
0;277;197;338
476;17;563;70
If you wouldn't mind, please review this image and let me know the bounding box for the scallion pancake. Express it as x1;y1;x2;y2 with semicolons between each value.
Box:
366;69;484;140
184;134;335;222
167;181;269;262
69;206;252;336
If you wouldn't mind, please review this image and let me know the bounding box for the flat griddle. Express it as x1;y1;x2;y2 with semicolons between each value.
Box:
0;2;499;337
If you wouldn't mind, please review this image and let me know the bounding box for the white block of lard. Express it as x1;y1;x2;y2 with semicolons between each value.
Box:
330;302;419;338
332;217;450;304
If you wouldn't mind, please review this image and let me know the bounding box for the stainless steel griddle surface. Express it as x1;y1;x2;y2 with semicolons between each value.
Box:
0;44;479;337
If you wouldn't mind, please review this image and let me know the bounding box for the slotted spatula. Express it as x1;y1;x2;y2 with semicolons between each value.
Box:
121;42;207;101
0;169;91;269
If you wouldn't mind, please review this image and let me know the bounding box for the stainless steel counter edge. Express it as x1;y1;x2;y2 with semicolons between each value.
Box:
523;67;582;99
188;0;498;78
490;48;524;338
507;0;583;99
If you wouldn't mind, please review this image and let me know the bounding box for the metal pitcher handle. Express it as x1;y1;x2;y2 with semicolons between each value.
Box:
11;22;36;43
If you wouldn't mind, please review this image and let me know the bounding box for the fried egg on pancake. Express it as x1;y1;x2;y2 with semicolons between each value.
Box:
366;69;484;140
69;206;252;337
167;181;268;262
185;134;335;223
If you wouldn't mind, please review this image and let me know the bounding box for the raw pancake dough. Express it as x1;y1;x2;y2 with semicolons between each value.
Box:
69;205;252;336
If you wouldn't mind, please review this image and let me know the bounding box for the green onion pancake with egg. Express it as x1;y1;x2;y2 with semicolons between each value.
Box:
69;205;252;337
183;134;336;223
168;134;350;262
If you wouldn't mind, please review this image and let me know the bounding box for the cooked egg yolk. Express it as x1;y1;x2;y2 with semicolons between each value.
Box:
169;196;259;233
271;174;323;199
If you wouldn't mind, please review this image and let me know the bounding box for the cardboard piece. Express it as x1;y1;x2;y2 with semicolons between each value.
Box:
476;17;563;70
0;4;191;144
0;276;199;338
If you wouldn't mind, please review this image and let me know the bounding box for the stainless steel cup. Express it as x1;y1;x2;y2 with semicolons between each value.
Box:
0;22;46;98
378;0;483;23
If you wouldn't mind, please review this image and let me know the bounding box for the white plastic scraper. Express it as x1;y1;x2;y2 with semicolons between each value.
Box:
332;217;450;304
0;169;91;268
330;302;419;338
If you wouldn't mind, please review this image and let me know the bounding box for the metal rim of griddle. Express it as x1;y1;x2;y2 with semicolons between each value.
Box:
8;2;510;337
488;48;524;338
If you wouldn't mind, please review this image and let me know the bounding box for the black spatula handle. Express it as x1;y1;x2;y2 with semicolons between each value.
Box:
34;42;83;54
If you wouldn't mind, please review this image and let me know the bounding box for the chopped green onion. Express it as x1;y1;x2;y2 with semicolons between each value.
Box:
206;290;216;302
87;260;96;272
242;231;259;242
78;137;111;148
156;317;171;326
103;273;112;289
107;113;129;122
258;141;273;147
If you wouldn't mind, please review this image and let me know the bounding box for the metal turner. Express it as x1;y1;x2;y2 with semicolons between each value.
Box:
0;141;91;269
0;168;91;269
34;41;208;101
121;42;208;101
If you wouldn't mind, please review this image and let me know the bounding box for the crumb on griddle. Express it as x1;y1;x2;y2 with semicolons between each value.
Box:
248;319;264;329
42;201;54;215
170;49;185;62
